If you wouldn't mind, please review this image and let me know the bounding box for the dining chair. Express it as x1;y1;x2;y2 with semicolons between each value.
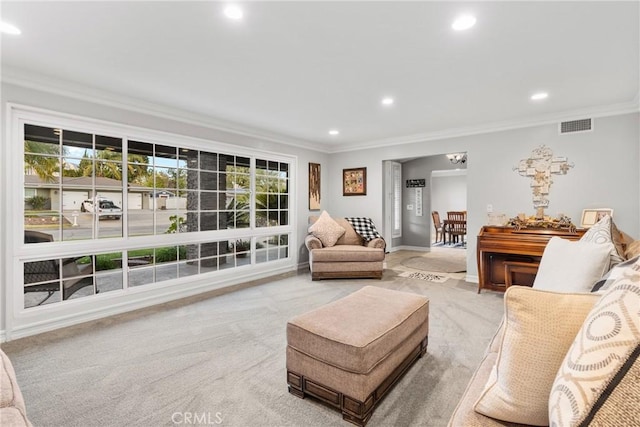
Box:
431;211;445;243
446;211;467;245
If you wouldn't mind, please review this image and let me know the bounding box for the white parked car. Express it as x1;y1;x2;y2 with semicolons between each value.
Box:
80;198;122;220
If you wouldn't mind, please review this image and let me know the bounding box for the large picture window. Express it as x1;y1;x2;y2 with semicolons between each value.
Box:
18;113;294;310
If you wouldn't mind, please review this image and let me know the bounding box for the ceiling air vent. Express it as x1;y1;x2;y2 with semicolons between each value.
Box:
559;118;592;134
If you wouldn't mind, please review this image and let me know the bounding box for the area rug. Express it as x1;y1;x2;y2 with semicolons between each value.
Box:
398;271;448;283
432;241;466;249
401;253;466;273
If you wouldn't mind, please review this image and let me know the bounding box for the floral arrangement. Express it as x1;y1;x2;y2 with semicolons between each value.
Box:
507;214;577;232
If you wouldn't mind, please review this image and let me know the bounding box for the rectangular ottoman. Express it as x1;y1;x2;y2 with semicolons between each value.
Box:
286;286;429;426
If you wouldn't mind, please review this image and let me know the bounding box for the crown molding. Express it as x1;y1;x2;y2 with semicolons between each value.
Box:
1;66;329;153
3;66;637;156
328;99;640;154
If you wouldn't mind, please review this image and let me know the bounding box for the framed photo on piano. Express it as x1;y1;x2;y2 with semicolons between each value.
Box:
580;208;613;228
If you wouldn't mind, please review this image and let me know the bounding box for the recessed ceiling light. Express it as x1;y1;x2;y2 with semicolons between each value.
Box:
224;5;243;20
452;15;476;31
329;130;339;136
381;97;394;106
531;92;549;101
0;21;21;35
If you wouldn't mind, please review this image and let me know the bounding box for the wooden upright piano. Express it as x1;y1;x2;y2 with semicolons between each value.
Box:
476;226;585;293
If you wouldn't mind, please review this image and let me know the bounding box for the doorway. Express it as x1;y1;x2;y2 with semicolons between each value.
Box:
383;155;468;252
430;169;467;247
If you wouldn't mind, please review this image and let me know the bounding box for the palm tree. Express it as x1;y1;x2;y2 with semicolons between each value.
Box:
96;161;124;180
75;150;150;182
78;152;93;176
126;154;150;183
24;140;60;182
26;141;151;184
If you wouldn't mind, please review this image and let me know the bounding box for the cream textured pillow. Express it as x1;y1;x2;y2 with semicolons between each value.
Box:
579;215;625;268
625;239;640;260
308;211;345;248
533;237;611;293
549;261;640;427
474;287;599;426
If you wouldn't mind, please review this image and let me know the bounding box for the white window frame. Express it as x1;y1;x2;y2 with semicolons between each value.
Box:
4;104;297;340
391;162;402;238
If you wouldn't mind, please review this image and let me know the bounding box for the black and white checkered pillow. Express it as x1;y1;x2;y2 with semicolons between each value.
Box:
344;217;383;242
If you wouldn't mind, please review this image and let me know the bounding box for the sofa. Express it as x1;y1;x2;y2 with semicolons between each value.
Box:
448;283;639;427
448;223;640;427
305;212;385;280
1;348;32;426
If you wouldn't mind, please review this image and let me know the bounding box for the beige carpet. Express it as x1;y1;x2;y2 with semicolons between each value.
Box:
401;251;466;273
1;250;503;427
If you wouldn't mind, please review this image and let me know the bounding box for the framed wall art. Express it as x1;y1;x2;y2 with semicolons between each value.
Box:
309;162;321;210
343;167;367;196
580;208;613;228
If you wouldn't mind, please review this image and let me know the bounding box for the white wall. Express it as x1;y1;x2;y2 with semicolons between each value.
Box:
326;112;640;280
431;172;467;215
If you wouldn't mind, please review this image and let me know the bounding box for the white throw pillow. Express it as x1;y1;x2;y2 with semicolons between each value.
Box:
308;211;345;248
473;287;599;425
579;215;624;269
533;237;611;293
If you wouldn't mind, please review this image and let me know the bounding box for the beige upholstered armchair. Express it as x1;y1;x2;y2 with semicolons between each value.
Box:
305;213;385;280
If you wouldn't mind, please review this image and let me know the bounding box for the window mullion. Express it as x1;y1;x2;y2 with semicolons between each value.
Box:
122;137;128;237
250;157;256;264
92;133;97;240
122;138;129;291
250;157;256;230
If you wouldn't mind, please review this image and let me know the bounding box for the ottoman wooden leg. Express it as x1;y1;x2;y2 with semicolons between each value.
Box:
288;371;374;427
287;336;428;426
287;371;305;399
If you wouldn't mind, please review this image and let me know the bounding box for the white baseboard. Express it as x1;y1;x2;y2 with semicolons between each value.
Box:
0;330;6;343
465;274;479;283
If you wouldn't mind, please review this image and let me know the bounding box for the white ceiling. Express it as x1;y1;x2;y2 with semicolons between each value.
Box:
1;1;639;152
